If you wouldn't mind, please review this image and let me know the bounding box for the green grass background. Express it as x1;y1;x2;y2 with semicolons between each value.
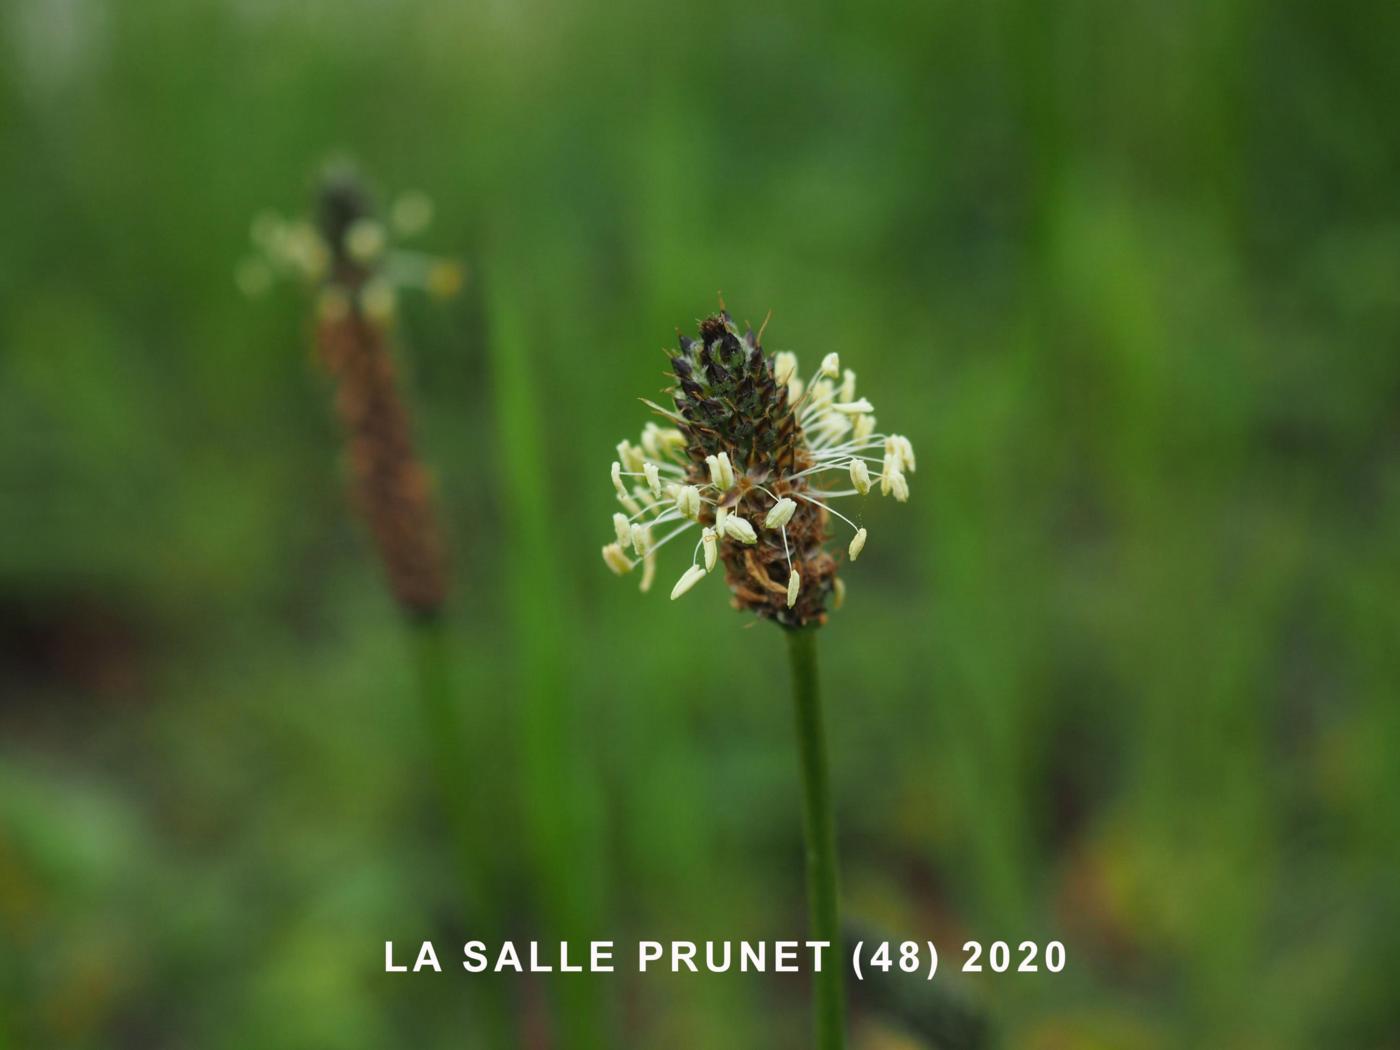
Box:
2;1;1398;1047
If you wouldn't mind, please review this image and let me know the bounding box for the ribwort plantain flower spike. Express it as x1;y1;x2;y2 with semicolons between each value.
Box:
599;304;915;628
246;166;468;619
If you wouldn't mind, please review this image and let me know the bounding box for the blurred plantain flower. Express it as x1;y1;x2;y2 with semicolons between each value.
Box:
245;167;465;619
237;171;465;312
601;305;915;628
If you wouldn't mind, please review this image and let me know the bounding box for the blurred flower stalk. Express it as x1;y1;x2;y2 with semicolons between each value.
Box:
243;169;510;1040
601;306;916;1048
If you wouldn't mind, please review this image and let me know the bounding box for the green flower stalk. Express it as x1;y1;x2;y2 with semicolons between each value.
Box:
600;306;916;1047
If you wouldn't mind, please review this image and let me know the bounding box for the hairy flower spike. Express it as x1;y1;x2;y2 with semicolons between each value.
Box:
599;305;915;627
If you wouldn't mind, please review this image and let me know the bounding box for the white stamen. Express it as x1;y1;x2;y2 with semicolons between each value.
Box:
840;368;857;402
849;528;868;561
832;398;874;415
786;569;801;608
717;451;735;490
891;471;910;502
612;512;631;546
806;379;835;411
850;459;871;495
360;278;396;324
644;461;662;497
702;527;718;571
723;515;757;545
774;351;799;387
715;506;730;533
639;550;656;592
640;422;662;459
853;414;876;442
630;522;652;556
617;440;645;473
706;454;723;489
611;461;628;498
894;434;916;472
602;543;634;575
345;218;387;263
670;564;708;601
675;485;702;519
820;352;840;379
764;497;797;529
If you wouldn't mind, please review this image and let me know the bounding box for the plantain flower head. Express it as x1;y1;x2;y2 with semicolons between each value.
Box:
600;305;914;628
237;165;465;312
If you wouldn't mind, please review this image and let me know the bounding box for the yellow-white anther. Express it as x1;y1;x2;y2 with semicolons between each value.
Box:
850;459;871;495
345;218;387;264
644;461;662;498
849;528;868;561
617;440;645;473
670;564;708;601
832;576;846;610
612;512;631;547
611;461;628;498
774;351;799;387
602;543;634;575
880;453;899;496
788;377;805;402
820;352;840;379
893;434;916;472
723;514;757;545
832;398;874;415
891;471;910;502
426;261;464;299
807;379;834;409
701;527;718;571
281;221;329;279
639;551;656;592
786;569;801;608
706;454;722;488
853;414;876;442
716;451;735;490
715;506;730;533
630;523;652;556
360;278;397;324
676;485;702;519
840;368;857;402
764;497;797;529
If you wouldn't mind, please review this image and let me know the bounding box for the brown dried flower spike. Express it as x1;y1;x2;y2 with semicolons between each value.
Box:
601;307;915;629
242;170;464;620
